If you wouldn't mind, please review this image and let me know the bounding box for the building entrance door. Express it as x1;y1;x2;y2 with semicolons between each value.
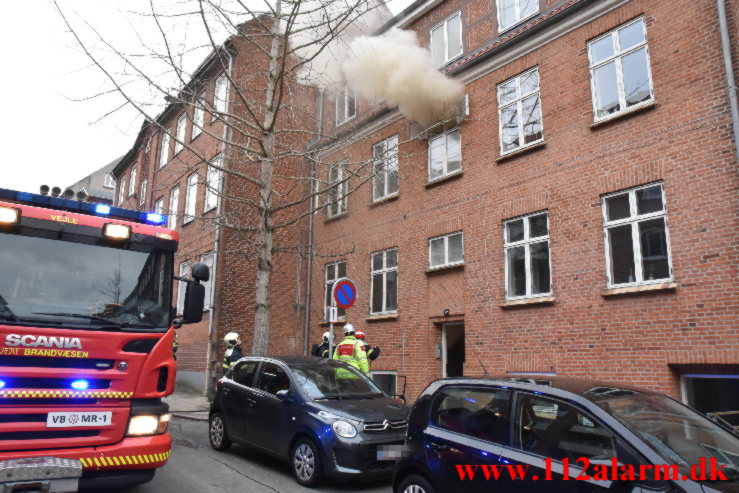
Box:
441;323;465;378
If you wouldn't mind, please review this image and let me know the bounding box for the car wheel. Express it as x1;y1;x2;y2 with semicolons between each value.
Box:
209;412;232;451
397;473;436;493
291;437;323;487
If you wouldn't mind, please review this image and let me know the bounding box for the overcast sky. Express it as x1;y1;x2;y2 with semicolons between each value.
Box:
2;0;411;194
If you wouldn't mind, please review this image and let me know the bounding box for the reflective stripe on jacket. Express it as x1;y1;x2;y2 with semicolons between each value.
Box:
332;335;369;375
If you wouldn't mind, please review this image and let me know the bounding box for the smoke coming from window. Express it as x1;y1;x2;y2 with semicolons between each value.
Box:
342;28;465;127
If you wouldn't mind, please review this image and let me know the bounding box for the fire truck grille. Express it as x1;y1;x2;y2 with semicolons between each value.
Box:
0;355;114;370
0;430;99;441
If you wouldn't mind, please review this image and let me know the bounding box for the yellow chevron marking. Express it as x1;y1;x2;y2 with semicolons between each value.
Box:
0;390;133;399
113;456;120;466
93;457;101;467
79;458;86;467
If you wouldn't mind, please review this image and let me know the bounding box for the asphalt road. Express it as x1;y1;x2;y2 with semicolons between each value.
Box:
112;417;392;493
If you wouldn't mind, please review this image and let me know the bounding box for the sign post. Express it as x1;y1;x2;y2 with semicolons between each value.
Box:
329;278;357;358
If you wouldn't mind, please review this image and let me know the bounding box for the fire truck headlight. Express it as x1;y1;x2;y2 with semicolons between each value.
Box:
0;207;20;224
126;414;171;436
103;223;131;240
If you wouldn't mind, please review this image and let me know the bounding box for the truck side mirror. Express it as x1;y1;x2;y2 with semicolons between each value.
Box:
191;262;210;282
182;282;205;324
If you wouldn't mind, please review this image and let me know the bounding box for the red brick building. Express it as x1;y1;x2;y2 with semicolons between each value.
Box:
112;0;738;420
113;26;316;392
306;0;739;420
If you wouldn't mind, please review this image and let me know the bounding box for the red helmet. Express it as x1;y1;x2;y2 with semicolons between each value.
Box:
355;329;366;340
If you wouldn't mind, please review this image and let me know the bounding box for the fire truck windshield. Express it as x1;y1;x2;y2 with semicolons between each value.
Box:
0;231;173;331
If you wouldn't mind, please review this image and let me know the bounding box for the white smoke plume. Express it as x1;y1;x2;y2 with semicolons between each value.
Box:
342;28;465;127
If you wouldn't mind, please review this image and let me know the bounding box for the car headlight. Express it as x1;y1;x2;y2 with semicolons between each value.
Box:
126;414;170;436
332;420;357;438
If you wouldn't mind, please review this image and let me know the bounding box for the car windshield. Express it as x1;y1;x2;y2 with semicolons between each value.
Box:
594;391;739;479
0;231;173;330
289;362;384;400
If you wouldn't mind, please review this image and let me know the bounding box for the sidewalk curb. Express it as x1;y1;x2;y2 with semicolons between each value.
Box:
171;412;209;422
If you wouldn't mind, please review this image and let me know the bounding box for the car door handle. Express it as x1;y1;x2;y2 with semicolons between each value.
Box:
429;441;447;452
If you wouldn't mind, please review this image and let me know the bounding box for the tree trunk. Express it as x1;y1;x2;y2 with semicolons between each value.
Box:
251;1;282;355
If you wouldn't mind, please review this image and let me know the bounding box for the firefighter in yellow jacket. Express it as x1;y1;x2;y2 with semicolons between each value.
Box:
332;323;369;375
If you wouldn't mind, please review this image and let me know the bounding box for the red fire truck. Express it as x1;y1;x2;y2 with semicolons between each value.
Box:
0;187;207;490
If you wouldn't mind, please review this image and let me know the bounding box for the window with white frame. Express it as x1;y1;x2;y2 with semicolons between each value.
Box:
205;156;223;213
155;197;164;215
504;211;551;299
431;12;463;67
176;262;190;315
145;135;151;153
497;0;539;32
370;248;398;314
159;134;170;168
200;252;215;310
602;183;671;287
498;67;543;154
588;17;653;121
118;177;126;206
103;174;116;189
325;261;347;318
214;73;228;117
128;165;137;197
175;114;186;154
335;86;356;125
184;173;198;224
192;93;205;139
139;179;147;206
326;164;348;218
428;128;461;181
168;186;179;229
372;135;399;202
429;231;464;269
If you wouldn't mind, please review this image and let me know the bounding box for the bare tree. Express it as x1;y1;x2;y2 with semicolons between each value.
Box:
53;0;404;356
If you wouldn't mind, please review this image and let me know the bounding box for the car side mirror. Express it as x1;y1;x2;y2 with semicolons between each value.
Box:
182;282;205;324
276;389;289;402
191;262;210;282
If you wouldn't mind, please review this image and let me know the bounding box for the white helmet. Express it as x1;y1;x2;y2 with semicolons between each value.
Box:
343;323;355;334
322;331;331;343
224;332;240;346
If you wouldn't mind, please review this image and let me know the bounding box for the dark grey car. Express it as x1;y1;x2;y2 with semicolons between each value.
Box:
209;356;409;487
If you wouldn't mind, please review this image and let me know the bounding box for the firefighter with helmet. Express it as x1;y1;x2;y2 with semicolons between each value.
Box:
222;332;244;370
332;323;369;375
355;329;381;362
311;331;332;358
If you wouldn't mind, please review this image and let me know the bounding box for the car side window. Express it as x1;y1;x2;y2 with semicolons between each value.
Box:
515;393;617;461
232;361;259;387
257;362;291;396
430;387;511;445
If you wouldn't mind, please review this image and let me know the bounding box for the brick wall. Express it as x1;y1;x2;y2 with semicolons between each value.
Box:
309;0;739;402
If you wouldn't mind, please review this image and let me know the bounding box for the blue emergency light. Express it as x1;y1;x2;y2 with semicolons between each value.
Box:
0;188;168;226
71;379;89;390
0;379;5;389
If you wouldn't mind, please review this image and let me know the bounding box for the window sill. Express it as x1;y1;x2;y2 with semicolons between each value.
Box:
366;313;398;322
602;281;678;298
319;317;346;326
498;11;540;35
425;170;463;188
370;193;399;208
496;140;546;164
336;115;356;128
590;100;657;129
182;218;195;227
325;211;349;223
500;296;555;308
425;263;464;274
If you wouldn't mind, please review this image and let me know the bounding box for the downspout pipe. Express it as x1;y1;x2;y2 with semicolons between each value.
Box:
204;50;233;400
717;0;739;162
303;88;324;355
